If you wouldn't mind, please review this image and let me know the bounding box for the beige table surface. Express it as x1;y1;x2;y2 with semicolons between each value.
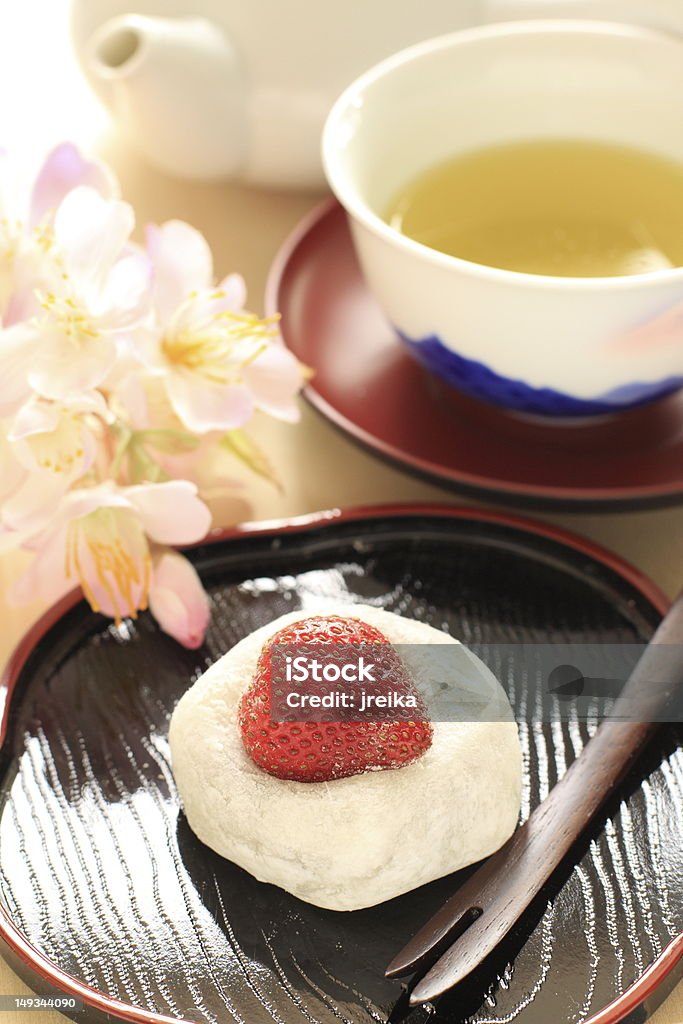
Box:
0;3;681;1023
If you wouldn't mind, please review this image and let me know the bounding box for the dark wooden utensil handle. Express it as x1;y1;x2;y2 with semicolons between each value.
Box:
388;591;683;995
553;589;683;824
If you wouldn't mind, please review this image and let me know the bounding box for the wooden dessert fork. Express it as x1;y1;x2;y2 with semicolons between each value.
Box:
386;591;683;1006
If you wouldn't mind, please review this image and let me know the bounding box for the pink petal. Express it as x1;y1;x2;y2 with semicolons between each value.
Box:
3;283;43;326
123;324;166;374
217;273;247;309
2;473;69;533
165;371;253;433
3;242;56;325
244;343;303;422
70;390;110;418
0;525;27;554
124;481;212;545
19;484;130;554
28;329;118;400
113;372;149;427
61;484;131;523
146;220;213;323
96;250;152;327
29;143;118;227
0;323;40;417
173;278;247;333
9;524;71;606
8;399;61;440
0;436;26;504
9;392;107;442
54;187;134;289
149;550;210;648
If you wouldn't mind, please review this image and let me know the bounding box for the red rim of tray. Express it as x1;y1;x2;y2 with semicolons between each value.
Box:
0;504;677;1024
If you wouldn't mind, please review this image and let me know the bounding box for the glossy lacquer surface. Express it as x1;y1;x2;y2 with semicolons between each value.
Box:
0;509;681;1024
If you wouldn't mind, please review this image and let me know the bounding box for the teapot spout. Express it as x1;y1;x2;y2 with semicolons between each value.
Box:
86;14;247;180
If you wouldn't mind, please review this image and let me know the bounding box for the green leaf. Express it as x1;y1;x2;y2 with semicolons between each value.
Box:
221;429;281;490
128;440;170;484
109;423;132;481
136;429;202;454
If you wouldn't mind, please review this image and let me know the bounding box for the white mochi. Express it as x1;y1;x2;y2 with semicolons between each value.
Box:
169;604;522;911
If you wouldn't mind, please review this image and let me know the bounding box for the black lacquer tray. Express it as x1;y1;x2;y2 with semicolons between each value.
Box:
0;505;681;1024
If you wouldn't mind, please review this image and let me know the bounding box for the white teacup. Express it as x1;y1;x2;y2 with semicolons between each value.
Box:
322;21;683;418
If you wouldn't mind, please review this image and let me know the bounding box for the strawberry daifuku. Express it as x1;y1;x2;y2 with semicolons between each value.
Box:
238;615;433;782
169;604;522;911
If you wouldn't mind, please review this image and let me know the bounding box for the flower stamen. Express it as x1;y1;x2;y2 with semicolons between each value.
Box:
27;414;85;474
161;310;280;383
37;289;100;342
32;221;55;253
65;510;152;625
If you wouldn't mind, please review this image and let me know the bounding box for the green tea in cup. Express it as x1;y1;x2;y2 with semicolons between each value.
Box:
386;139;683;278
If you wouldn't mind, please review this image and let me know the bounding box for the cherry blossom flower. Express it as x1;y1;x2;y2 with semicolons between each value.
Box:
0;142;118;326
111;371;248;493
0;143;302;646
11;480;212;643
0;186;151;407
1;391;108;533
28;142;118;227
139;220;304;433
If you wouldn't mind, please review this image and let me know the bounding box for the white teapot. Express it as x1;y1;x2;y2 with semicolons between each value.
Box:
70;0;683;189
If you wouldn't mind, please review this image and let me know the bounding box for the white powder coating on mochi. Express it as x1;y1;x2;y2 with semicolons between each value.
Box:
169;604;523;911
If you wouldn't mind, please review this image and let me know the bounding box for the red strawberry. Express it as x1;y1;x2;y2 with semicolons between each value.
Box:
238;614;433;783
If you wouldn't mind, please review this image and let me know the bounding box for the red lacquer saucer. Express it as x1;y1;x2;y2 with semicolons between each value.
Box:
266;199;683;511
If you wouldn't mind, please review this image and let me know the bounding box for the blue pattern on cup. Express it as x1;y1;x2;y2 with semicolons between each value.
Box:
399;332;683;417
